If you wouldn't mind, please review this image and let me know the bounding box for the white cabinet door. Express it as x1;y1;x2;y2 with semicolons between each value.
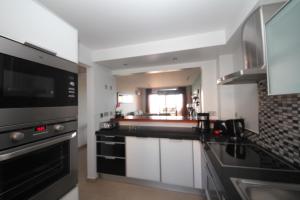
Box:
0;0;78;63
266;0;300;95
193;141;202;189
126;137;160;181
160;139;194;187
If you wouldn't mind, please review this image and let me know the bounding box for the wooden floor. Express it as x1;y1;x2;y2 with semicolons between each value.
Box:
78;147;203;200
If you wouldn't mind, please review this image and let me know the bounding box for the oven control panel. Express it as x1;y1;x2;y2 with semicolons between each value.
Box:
67;75;77;99
0;121;77;151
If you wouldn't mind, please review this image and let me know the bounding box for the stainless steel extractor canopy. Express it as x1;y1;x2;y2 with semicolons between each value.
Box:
217;68;266;85
217;2;286;85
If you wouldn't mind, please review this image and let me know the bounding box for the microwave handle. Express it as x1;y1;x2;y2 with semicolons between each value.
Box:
0;132;76;162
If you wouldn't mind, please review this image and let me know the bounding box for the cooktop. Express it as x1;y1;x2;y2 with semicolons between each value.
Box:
207;142;297;171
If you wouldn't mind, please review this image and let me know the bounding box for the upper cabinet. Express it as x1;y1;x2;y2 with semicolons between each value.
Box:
0;0;78;63
266;0;300;95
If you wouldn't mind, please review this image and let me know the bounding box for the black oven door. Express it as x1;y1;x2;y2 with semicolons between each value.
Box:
0;52;77;108
0;132;78;200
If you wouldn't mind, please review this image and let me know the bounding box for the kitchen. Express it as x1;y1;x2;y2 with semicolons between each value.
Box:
0;0;299;200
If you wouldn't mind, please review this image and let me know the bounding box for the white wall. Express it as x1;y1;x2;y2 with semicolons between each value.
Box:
232;41;259;133
79;44;116;179
200;60;219;119
0;0;78;63
215;33;259;132
92;31;226;62
217;54;237;119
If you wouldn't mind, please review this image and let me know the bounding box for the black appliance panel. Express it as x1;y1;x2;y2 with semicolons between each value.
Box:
97;142;125;158
0;141;69;200
97;157;125;176
225;119;245;138
0;52;77;108
97;135;125;143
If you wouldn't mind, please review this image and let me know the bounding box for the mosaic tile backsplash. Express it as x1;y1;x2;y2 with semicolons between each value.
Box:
249;80;300;167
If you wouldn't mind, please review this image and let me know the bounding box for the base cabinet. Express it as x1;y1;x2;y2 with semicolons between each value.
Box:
97;134;203;189
126;137;160;182
97;156;125;176
160;139;194;188
96;135;126;176
193;141;202;189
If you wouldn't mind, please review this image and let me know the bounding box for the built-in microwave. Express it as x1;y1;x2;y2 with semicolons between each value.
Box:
0;36;78;128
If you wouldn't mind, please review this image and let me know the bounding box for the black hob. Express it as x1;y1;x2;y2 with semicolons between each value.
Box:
208;142;297;171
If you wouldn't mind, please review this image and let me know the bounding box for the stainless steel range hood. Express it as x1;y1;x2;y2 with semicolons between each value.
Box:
217;3;286;85
217;68;266;85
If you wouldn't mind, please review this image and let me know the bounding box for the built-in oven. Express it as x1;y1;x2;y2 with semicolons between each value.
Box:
0;36;78;200
0;36;78;128
0;121;78;200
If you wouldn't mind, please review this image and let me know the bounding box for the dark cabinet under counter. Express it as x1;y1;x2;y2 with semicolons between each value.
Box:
96;133;126;176
97;141;125;157
97;135;125;142
97;156;125;176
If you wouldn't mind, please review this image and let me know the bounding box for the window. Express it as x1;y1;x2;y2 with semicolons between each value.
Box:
148;93;183;115
118;94;134;104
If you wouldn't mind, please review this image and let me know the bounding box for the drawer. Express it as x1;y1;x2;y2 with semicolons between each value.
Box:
97;156;125;176
97;135;125;142
97;142;125;157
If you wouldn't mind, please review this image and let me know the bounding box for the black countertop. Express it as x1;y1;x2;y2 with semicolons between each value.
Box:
96;126;204;140
204;140;300;200
96;126;300;200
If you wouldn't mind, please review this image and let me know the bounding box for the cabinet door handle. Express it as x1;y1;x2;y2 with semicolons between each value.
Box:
103;156;116;160
104;142;115;145
103;135;115;138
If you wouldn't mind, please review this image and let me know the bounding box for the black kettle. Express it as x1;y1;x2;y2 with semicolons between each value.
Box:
225;119;245;140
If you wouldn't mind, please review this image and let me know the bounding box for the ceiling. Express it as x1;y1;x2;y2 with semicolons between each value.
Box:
99;45;221;70
116;68;201;90
37;0;254;50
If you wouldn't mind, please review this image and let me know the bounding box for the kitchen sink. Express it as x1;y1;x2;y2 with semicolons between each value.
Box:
231;178;300;200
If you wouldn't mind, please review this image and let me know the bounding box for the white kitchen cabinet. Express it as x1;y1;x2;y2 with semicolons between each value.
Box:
126;136;160;181
0;0;78;63
193;141;203;189
266;0;300;95
160;139;194;188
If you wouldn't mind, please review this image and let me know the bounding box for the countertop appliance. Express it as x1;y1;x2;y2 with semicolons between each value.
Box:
0;121;78;200
0;36;78;129
197;113;210;133
100;120;119;130
0;36;78;200
213;120;227;136
217;2;286;85
225;119;245;141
